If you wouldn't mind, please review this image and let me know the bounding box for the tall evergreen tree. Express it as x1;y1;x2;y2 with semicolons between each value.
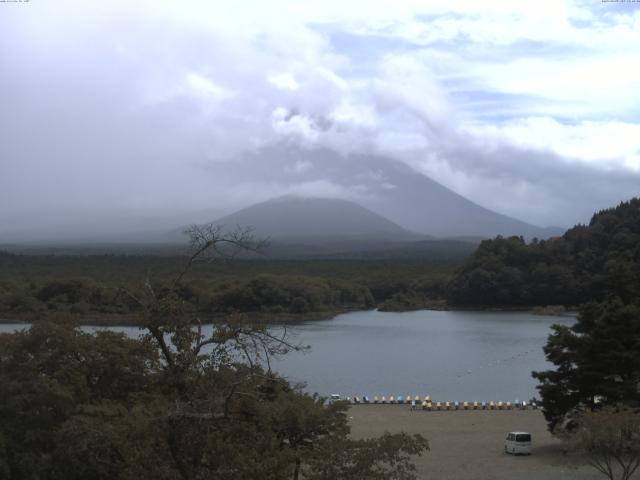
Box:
533;298;640;431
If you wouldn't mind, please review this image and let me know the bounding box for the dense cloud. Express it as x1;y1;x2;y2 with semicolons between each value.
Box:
1;0;639;240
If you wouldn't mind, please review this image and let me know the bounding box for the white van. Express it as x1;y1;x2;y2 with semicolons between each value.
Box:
504;432;532;455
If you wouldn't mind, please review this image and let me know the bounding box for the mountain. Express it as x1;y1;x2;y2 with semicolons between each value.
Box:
358;160;564;239
219;147;564;239
176;197;483;258
210;196;423;247
1;148;565;246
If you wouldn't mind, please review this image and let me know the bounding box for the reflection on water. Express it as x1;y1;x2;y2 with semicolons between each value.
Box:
0;309;574;401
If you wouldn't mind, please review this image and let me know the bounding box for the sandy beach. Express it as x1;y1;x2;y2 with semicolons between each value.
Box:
348;405;601;480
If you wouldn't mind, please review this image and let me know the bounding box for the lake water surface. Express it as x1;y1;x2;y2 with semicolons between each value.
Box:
0;309;574;402
272;309;575;402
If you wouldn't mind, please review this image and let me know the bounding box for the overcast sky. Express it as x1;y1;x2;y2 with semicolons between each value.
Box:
1;0;639;238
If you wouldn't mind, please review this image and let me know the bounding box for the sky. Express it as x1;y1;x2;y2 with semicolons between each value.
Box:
1;0;639;239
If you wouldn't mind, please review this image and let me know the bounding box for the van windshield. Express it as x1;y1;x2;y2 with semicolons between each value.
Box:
515;434;531;442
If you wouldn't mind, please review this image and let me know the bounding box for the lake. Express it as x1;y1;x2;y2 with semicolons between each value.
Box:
0;309;574;402
273;309;575;402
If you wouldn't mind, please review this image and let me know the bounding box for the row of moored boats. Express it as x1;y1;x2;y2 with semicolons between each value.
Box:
330;394;539;410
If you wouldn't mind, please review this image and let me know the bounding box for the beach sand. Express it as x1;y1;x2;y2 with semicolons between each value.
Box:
348;405;601;480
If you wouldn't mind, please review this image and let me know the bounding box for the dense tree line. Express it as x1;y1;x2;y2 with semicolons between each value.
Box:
0;255;454;322
449;198;640;307
209;275;374;314
0;275;374;318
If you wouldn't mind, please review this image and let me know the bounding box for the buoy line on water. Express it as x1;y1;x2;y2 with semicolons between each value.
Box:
455;349;534;381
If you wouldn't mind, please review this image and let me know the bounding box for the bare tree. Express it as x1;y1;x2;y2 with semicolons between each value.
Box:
118;224;300;389
173;224;269;287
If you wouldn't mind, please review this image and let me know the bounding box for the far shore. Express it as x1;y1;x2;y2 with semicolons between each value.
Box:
348;406;598;480
0;309;351;327
0;305;578;327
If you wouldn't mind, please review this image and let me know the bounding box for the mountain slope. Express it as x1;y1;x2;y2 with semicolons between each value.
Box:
358;158;563;238
220;148;563;239
211;196;423;244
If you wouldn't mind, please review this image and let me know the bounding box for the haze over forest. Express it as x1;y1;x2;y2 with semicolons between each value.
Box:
2;1;640;243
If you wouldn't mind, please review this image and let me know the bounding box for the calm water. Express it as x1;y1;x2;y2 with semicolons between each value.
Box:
0;309;574;401
272;310;575;401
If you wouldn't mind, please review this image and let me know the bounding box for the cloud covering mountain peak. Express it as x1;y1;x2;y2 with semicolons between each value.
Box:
1;0;639;239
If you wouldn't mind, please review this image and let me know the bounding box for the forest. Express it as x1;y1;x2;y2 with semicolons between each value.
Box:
449;198;640;308
0;254;455;324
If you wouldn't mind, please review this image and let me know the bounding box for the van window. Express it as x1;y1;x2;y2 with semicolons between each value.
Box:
515;434;531;442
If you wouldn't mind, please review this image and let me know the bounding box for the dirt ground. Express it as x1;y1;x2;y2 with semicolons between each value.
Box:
348;405;602;480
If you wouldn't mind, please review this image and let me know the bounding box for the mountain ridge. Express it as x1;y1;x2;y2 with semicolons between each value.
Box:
208;195;424;243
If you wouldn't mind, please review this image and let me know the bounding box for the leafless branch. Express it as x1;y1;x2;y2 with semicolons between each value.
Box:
109;223;303;387
172;224;268;288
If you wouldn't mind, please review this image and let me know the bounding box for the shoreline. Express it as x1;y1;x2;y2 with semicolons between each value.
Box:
0;305;577;327
0;309;353;327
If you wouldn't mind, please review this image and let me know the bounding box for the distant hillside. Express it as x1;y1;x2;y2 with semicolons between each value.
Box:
209;196;424;246
449;197;640;307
